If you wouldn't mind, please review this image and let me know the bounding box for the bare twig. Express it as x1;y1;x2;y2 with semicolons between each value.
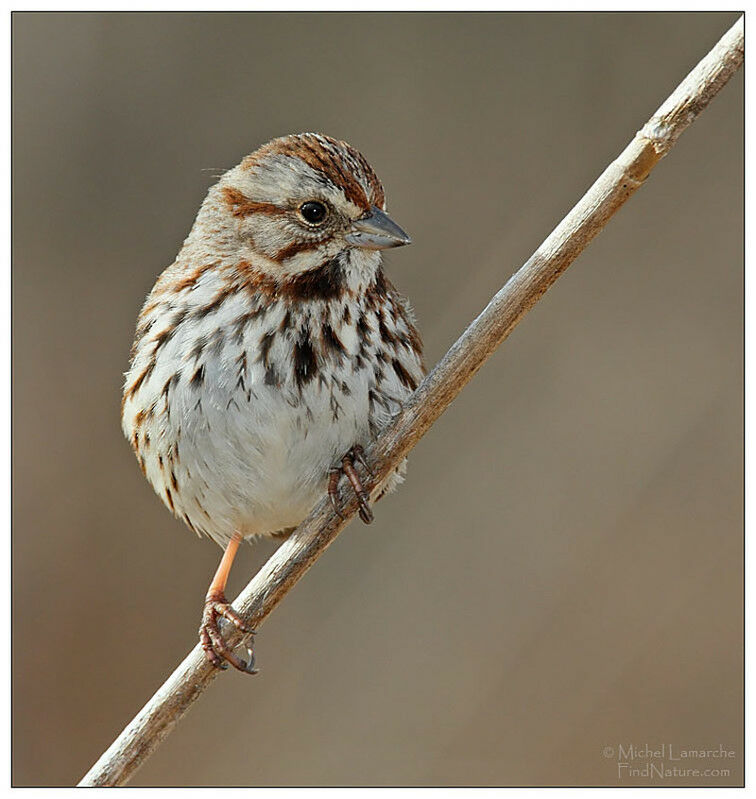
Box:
79;17;743;787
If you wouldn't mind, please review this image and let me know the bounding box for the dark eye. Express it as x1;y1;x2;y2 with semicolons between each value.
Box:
299;201;328;225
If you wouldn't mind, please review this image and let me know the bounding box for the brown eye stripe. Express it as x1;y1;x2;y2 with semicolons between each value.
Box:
222;187;286;218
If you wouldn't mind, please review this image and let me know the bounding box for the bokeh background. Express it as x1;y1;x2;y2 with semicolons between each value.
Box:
13;11;743;787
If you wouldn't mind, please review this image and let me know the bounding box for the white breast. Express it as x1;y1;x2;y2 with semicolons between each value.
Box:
122;275;420;546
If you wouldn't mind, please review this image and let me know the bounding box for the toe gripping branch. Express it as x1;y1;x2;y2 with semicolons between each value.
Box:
328;445;375;524
199;592;258;674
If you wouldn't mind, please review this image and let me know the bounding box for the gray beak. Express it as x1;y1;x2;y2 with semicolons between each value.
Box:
345;206;412;250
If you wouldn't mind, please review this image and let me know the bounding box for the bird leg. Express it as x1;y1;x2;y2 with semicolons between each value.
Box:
199;533;258;674
328;445;374;524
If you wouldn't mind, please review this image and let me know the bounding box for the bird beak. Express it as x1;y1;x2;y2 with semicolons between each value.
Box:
345;206;412;250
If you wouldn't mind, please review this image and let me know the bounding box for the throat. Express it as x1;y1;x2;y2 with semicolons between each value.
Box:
280;256;348;301
251;248;381;302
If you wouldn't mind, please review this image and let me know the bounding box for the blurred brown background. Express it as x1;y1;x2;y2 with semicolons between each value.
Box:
12;11;743;787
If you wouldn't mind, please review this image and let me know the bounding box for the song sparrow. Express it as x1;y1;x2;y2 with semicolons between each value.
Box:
121;133;425;672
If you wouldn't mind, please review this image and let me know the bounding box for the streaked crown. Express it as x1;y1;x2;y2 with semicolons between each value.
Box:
196;133;410;280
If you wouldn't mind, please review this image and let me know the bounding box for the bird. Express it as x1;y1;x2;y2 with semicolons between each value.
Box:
121;133;425;672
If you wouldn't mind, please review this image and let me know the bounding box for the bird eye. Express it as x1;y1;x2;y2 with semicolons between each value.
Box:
299;201;328;225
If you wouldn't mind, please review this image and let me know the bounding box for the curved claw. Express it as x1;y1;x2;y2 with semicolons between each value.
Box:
200;595;258;674
357;498;374;525
328;446;375;525
351;445;373;478
243;647;259;675
341;453;374;525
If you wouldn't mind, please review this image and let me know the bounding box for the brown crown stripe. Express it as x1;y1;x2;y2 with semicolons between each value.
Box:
251;134;374;211
291;137;334;176
222;187;286;218
301;138;368;210
316;134;383;206
353;149;386;207
240;133;385;210
339;139;384;207
315;139;374;210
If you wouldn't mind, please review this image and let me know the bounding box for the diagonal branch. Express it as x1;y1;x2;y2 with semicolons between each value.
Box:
79;16;743;787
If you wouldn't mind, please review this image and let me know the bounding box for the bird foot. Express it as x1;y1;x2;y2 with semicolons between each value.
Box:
328;444;374;524
199;591;258;674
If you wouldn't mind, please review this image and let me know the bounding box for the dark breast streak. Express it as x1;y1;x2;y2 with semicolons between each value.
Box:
125;261;424;438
